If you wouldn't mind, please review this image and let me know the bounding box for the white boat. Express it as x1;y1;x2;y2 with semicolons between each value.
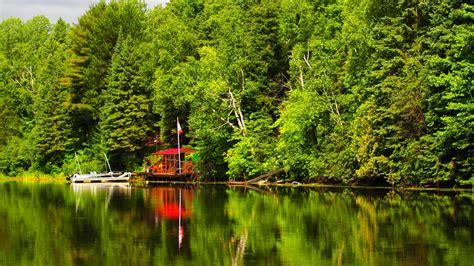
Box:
67;153;131;183
68;171;131;183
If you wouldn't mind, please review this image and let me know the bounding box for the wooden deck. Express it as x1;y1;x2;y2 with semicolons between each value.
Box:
145;172;194;182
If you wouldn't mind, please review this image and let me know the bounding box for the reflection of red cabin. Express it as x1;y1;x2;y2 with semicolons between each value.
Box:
158;204;192;219
146;148;194;177
150;188;193;220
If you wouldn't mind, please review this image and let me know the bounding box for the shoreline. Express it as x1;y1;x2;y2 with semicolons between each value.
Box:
147;180;473;192
2;177;471;192
0;177;68;183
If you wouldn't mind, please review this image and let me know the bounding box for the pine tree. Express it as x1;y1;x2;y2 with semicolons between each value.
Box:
99;32;151;169
32;19;75;172
350;0;428;185
422;0;474;184
62;0;147;146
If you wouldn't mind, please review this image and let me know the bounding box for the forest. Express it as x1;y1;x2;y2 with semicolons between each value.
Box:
0;0;472;186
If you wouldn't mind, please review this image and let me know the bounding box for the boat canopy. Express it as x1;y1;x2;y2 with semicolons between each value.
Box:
153;148;193;155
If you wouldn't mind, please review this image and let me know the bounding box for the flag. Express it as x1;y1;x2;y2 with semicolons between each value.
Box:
177;118;183;135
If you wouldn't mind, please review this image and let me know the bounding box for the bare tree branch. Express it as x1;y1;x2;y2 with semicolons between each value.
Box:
303;52;311;69
299;66;304;89
213;108;238;130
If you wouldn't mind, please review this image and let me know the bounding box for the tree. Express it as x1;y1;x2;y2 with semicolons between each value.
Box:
0;16;53;175
421;0;474;184
276;1;355;182
145;2;200;145
99;33;152;169
31;19;75;173
62;0;147;146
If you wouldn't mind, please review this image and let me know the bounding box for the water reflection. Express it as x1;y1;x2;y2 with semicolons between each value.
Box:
71;183;132;196
71;183;132;213
147;187;193;220
0;182;472;265
147;187;194;250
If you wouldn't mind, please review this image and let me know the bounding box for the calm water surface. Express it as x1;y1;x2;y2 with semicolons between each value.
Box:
0;182;472;265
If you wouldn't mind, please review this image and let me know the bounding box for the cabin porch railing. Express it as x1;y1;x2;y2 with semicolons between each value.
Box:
149;160;193;176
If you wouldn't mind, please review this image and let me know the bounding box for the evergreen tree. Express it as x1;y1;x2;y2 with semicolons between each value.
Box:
349;0;428;185
32;19;75;173
422;0;474;184
99;33;152;169
62;0;147;146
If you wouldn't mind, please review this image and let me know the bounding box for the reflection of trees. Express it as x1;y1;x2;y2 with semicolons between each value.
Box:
223;188;473;265
354;195;378;264
229;228;248;266
0;182;78;265
0;183;193;264
0;183;472;265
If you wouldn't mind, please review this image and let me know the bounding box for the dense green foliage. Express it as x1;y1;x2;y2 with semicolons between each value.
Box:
0;0;472;185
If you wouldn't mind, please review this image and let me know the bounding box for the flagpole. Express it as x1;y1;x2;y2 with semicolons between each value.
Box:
177;117;182;174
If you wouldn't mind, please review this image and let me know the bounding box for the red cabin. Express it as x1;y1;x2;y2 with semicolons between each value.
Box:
146;148;195;177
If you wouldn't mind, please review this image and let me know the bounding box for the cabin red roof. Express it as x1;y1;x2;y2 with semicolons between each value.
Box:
153;148;193;155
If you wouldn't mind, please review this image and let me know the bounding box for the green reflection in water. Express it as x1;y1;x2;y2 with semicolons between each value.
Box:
0;182;472;265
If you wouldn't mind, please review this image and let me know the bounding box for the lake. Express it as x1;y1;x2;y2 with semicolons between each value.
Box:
0;182;472;265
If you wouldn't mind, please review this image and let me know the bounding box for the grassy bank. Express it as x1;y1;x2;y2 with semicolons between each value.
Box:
0;172;67;183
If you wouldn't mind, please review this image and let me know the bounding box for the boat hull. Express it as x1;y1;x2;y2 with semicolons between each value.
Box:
69;172;131;183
